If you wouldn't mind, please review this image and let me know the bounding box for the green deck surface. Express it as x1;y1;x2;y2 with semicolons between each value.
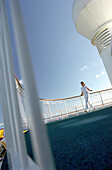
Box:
2;106;112;169
46;107;112;169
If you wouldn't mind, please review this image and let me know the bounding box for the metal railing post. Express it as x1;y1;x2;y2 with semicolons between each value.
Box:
47;101;52;121
8;0;55;169
99;92;104;107
64;100;68;117
39;88;112;122
80;96;84;110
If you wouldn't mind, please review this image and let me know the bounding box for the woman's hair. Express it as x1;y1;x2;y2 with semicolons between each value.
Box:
81;81;84;85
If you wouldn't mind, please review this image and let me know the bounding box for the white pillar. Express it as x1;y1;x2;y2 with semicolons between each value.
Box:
0;22;18;155
0;36;21;169
100;45;112;84
1;0;28;169
8;0;55;169
0;65;14;169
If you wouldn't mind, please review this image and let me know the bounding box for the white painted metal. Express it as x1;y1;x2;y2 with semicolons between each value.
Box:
1;87;112;126
8;0;55;169
73;0;112;85
47;102;52;120
72;0;112;40
0;35;20;170
1;0;29;169
39;89;112;123
72;0;85;25
27;156;39;170
93;27;111;55
100;46;112;83
80;97;84;110
0;41;13;149
0;64;13;170
0;18;18;156
99;92;104;107
64;100;68;117
91;22;112;84
111;35;112;56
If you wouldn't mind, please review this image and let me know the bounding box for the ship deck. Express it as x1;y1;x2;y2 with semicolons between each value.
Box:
2;106;112;169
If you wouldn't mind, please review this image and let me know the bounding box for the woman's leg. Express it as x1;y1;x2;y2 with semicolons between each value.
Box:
88;99;94;110
85;96;88;111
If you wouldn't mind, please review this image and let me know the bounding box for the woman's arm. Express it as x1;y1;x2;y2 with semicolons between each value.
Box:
87;87;92;92
81;91;83;96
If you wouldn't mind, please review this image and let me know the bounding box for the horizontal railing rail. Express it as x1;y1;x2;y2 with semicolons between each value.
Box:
39;88;112;123
39;88;112;101
2;77;112;129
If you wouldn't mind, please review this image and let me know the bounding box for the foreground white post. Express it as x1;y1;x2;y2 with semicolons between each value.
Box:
8;0;55;169
0;34;20;169
1;0;29;169
0;60;14;169
0;3;18;157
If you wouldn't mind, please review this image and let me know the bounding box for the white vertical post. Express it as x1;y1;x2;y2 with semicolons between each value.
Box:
99;92;104;107
8;0;55;169
0;36;21;169
47;101;52;121
110;33;112;56
0;24;18;155
1;0;28;169
0;66;14;169
64;100;68;117
80;97;84;110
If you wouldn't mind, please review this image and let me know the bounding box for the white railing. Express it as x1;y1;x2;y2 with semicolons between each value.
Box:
2;79;112;128
39;88;112;123
6;77;112;128
11;81;112;126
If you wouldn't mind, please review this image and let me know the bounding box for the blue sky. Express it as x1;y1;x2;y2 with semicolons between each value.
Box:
8;0;112;99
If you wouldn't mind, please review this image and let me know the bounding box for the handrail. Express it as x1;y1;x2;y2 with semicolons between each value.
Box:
15;76;112;125
15;74;23;90
39;88;112;101
15;74;112;102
